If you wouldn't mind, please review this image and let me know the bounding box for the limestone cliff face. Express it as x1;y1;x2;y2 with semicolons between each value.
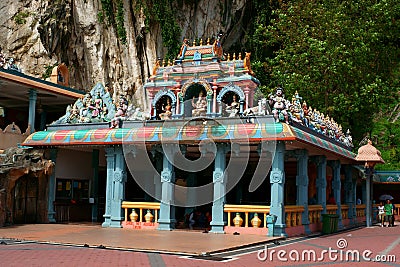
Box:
0;0;251;110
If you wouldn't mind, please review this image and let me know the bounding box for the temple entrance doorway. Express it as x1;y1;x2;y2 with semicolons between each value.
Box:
174;148;213;230
13;175;38;224
226;153;271;205
183;83;207;117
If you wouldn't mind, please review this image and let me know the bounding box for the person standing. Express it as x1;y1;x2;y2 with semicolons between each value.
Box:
384;199;394;227
378;202;385;227
391;202;396;227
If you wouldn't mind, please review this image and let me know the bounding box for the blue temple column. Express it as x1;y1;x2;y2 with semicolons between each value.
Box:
361;180;366;205
91;149;99;222
210;143;227;233
270;141;287;237
102;146;127;228
239;100;244;114
28;89;37;133
312;156;327;217
206;92;212;115
179;94;184;116
47;148;57;223
328;160;343;229
343;165;355;225
353;176;358;222
294;149;310;235
158;145;176;230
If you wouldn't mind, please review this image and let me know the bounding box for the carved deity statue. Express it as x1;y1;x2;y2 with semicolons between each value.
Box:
225;95;240;117
212;33;224;59
268;86;289;123
159;98;172;120
152;59;161;76
111;95;128;128
192;91;207;117
178;39;189;60
243;52;255;75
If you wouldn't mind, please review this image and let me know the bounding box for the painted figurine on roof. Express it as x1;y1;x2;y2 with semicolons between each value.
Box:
52;83;116;124
268;86;290;123
212;32;224;59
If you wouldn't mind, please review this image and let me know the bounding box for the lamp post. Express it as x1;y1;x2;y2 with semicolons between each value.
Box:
364;162;375;227
355;140;384;227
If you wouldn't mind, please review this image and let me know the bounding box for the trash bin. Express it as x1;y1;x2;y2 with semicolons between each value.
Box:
322;214;339;234
266;214;277;237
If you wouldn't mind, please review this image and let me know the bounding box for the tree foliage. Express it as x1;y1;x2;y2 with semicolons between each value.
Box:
248;0;400;144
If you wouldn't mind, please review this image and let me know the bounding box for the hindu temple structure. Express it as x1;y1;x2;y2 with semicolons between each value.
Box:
22;38;365;237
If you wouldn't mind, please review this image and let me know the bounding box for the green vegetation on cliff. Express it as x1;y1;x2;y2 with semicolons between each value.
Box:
247;0;400;159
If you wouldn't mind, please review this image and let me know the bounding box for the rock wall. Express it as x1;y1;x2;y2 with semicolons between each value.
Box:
0;0;251;110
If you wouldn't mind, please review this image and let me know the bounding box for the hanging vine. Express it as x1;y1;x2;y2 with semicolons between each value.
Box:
99;0;126;44
116;0;127;44
135;0;181;60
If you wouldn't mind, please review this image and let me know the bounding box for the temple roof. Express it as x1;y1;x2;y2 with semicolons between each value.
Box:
22;119;356;161
355;140;385;164
145;38;260;90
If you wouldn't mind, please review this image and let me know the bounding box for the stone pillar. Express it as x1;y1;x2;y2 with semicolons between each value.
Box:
47;148;57;223
206;92;212;115
218;101;223;116
175;89;181;116
343;165;355;225
352;176;358;222
210;143;227;233
239;100;244;114
91;149;99;222
270;141;287;237
212;81;217;114
328;160;343;229
148;91;154;115
294;149;310;234
102;146;126;228
28;89;37;133
158;145;176;230
312;156;327;215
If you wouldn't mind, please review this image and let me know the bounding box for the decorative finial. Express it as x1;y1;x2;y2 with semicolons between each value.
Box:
193;39;196;46
227;53;231;61
238;53;242;60
200;39;203;46
207;38;210;45
233;53;236;60
162;59;166;67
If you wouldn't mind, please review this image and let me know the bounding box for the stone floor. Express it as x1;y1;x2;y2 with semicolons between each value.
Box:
0;223;284;255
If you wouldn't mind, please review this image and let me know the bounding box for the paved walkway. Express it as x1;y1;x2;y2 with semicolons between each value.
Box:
1;223;400;266
0;223;283;255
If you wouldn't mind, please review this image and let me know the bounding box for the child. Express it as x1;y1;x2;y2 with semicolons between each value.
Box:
378;202;385;227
